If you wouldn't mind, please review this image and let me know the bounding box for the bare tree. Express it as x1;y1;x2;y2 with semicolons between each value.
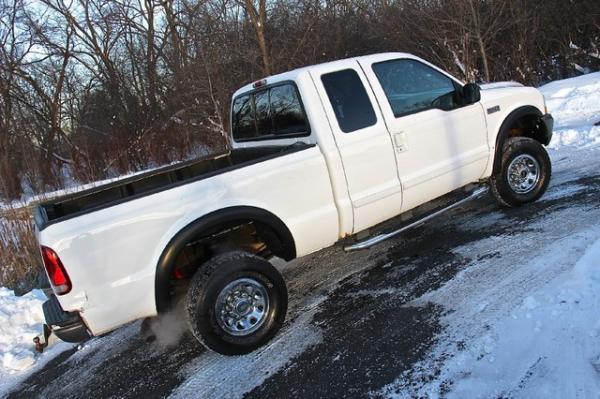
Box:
241;0;271;75
0;0;22;197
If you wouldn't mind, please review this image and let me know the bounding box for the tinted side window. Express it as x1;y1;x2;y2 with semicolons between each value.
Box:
232;83;309;142
372;59;456;117
270;85;307;136
232;94;256;140
321;69;377;133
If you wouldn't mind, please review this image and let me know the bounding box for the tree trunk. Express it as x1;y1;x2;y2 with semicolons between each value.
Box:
145;0;159;116
476;33;491;82
0;116;20;198
244;0;271;75
468;0;491;82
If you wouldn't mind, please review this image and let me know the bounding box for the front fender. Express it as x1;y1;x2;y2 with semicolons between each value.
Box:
479;87;548;178
490;106;553;174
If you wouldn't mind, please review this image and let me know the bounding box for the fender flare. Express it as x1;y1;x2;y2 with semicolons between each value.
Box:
154;206;296;313
492;105;549;173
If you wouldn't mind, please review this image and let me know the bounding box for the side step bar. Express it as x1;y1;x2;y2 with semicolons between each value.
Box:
344;187;489;252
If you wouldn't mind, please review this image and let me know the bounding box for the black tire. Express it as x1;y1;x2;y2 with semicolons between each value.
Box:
185;251;287;355
490;137;551;207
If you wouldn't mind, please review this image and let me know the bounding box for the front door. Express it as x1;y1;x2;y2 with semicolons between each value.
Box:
358;55;490;212
309;62;402;233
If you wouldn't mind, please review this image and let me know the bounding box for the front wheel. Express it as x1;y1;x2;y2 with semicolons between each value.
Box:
185;251;287;355
490;137;551;207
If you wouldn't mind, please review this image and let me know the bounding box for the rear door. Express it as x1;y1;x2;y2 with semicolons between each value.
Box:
309;62;402;233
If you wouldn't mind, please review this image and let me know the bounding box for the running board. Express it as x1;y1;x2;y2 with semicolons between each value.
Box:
344;187;489;252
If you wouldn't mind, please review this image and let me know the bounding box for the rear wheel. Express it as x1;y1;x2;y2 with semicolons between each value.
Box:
185;251;287;355
490;137;551;207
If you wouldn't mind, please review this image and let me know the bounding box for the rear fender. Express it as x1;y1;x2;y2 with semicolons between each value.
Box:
154;206;295;313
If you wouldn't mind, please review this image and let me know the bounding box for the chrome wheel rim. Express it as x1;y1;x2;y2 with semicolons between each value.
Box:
507;154;540;194
215;278;269;336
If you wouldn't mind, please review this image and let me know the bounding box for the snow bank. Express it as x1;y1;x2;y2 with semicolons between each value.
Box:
0;288;73;395
540;72;600;149
0;288;48;373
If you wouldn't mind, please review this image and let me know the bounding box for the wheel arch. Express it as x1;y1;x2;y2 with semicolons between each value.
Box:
492;105;551;173
154;206;296;313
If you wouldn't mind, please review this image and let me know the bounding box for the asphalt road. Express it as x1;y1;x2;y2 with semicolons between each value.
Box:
7;149;600;399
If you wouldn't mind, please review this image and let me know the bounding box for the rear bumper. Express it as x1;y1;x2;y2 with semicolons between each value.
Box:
541;113;554;145
43;296;91;343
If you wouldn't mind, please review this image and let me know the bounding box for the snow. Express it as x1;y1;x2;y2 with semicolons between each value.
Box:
0;288;46;372
378;71;600;398
480;81;524;90
0;288;73;396
386;229;600;398
540;72;600;149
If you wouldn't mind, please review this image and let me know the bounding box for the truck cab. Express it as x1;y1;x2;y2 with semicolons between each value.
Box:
231;53;549;233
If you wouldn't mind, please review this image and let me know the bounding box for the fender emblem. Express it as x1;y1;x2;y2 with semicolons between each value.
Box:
487;105;501;114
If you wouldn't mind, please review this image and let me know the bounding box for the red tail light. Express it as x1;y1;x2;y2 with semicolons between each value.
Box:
41;246;72;295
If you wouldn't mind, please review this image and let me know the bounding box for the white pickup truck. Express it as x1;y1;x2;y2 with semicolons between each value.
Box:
35;53;553;355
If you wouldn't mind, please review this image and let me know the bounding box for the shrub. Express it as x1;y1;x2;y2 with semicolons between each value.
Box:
0;204;44;294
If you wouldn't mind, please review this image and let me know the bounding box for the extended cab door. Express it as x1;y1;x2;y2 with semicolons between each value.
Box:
358;55;489;212
309;63;402;233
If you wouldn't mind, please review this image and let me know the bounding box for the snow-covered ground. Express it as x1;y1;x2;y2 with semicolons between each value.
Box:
0;289;73;396
380;72;600;398
383;228;600;398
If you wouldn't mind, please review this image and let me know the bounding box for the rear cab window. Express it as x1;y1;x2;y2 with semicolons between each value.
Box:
232;82;310;142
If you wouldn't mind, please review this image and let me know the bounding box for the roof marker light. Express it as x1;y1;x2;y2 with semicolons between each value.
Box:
253;79;267;89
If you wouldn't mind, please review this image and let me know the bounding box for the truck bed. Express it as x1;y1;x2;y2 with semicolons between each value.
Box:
34;144;312;230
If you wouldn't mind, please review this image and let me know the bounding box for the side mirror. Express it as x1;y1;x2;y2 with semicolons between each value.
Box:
462;83;481;104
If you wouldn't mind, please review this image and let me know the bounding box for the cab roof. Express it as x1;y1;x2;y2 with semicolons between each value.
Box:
232;52;415;98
